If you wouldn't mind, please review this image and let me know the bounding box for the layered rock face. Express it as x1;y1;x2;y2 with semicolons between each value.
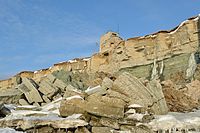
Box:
1;15;200;89
0;15;199;132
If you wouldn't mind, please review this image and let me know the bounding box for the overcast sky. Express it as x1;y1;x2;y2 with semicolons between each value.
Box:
0;0;200;79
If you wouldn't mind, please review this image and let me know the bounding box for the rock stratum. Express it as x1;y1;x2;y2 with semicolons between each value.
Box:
0;15;200;132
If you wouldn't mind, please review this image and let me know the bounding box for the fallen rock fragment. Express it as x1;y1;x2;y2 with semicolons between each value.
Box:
18;78;43;104
112;72;168;115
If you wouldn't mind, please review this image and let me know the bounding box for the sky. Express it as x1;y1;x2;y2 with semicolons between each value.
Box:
0;0;200;79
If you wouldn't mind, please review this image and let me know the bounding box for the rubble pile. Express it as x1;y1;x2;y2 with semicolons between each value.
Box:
0;71;168;132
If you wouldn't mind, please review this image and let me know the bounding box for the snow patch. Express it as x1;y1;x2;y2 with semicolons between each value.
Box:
169;20;189;34
128;104;143;108
66;95;83;100
127;113;144;121
125;109;136;114
83;58;91;61
66;114;83;120
34;71;38;74
68;60;77;63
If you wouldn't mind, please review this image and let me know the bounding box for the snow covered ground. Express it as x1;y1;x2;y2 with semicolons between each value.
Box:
149;110;200;132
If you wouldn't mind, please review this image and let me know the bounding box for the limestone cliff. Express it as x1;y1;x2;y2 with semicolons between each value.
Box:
0;15;200;90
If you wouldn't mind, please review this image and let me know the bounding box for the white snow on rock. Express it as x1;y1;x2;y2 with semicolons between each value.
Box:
68;59;77;63
125;109;136;114
85;85;106;95
0;128;24;133
34;71;38;74
82;57;91;61
148;110;200;132
66;95;83;100
128;104;143;108
127;113;144;121
169;20;189;34
66;114;83;120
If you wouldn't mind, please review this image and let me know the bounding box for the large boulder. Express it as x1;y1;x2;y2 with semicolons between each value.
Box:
60;94;125;119
0;88;22;104
112;72;168;115
84;94;125;119
59;95;86;117
18;78;43;104
38;80;58;99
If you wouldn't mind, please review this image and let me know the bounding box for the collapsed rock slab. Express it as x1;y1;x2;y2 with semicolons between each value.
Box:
0;88;22;104
85;94;125;119
101;77;113;89
112;72;168;115
18;99;29;106
18;78;43;104
60;94;125;119
64;84;84;98
53;79;67;91
38;80;58;98
46;74;56;83
42;95;51;103
85;85;107;96
59;95;86;117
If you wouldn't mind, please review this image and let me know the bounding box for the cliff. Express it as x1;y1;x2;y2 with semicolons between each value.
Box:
0;15;200;133
0;15;200;90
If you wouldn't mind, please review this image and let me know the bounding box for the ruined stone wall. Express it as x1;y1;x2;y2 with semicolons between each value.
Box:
0;16;199;89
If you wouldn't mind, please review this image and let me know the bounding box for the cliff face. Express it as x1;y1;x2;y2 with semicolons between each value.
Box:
0;15;200;89
0;15;200;133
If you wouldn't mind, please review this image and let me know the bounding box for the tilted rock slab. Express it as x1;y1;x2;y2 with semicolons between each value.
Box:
18;78;43;104
112;72;168;115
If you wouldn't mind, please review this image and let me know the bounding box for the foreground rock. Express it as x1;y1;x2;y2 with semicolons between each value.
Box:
112;72;168;115
59;72;167;132
0;116;88;131
148;109;200;132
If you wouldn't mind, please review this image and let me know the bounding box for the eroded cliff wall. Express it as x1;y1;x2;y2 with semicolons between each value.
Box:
1;15;200;89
